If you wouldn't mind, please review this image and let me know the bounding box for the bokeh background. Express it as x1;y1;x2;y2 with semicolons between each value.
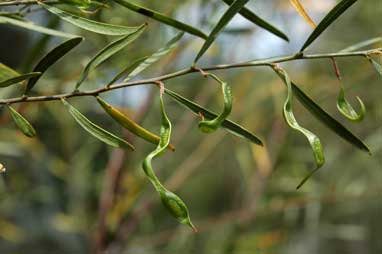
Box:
0;0;382;253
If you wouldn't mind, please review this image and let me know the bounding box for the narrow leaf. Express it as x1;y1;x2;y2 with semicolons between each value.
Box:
275;67;325;186
195;0;250;63
0;63;19;81
300;0;358;51
8;106;36;138
39;2;142;36
96;96;175;150
221;0;289;41
340;37;382;52
164;88;263;146
107;56;148;86
289;0;317;28
113;0;207;39
25;37;83;94
0;72;41;88
124;32;184;81
290;79;370;154
0;16;76;38
75;24;146;89
336;88;365;122
61;99;134;150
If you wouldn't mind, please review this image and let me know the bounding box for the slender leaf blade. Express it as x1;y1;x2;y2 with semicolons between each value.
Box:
61;99;134;150
336;88;365;122
300;0;358;51
0;72;41;88
39;2;142;36
25;37;83;94
221;0;289;41
113;0;207;39
164;88;263;146
8;106;37;138
75;24;146;89
289;0;317;28
124;32;184;81
195;0;250;63
368;57;382;77
0;16;76;38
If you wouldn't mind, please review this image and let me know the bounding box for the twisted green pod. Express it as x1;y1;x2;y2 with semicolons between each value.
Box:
142;88;196;231
198;73;232;133
274;67;325;189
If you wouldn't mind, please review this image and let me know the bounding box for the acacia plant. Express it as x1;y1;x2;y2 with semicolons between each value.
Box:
0;0;381;245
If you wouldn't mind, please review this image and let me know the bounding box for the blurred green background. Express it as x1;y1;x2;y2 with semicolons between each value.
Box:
0;0;382;253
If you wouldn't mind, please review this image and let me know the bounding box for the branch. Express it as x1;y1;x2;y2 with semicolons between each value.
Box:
1;47;380;106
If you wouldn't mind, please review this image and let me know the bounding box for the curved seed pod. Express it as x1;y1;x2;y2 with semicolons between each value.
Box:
337;88;365;122
331;59;365;122
274;67;325;188
142;89;195;231
8;106;37;138
61;99;134;150
198;74;232;133
96;96;175;151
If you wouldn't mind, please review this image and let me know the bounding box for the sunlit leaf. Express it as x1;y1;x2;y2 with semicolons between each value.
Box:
8;106;37;138
96;96;175;150
124;32;184;81
221;0;289;41
300;0;359;51
25;37;83;94
289;0;317;28
75;24;146;89
195;0;250;63
40;2;141;36
61;99;134;150
113;0;207;39
164;88;263;146
0;16;76;38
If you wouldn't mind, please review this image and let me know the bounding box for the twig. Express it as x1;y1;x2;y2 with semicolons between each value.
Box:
0;47;380;106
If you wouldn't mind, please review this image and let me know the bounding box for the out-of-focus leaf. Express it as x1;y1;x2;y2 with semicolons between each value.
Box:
194;0;250;63
0;16;76;38
221;0;289;41
40;2;141;36
96;96;175;150
0;63;19;80
107;57;148;86
113;0;207;39
275;67;324;188
300;0;359;51
75;24;146;89
367;57;382;76
340;37;382;52
164;88;263;146
0;72;41;88
337;88;365;122
61;99;134;150
8;106;37;138
25;37;83;94
289;0;316;28
124;32;184;81
59;0;108;9
289;78;371;154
